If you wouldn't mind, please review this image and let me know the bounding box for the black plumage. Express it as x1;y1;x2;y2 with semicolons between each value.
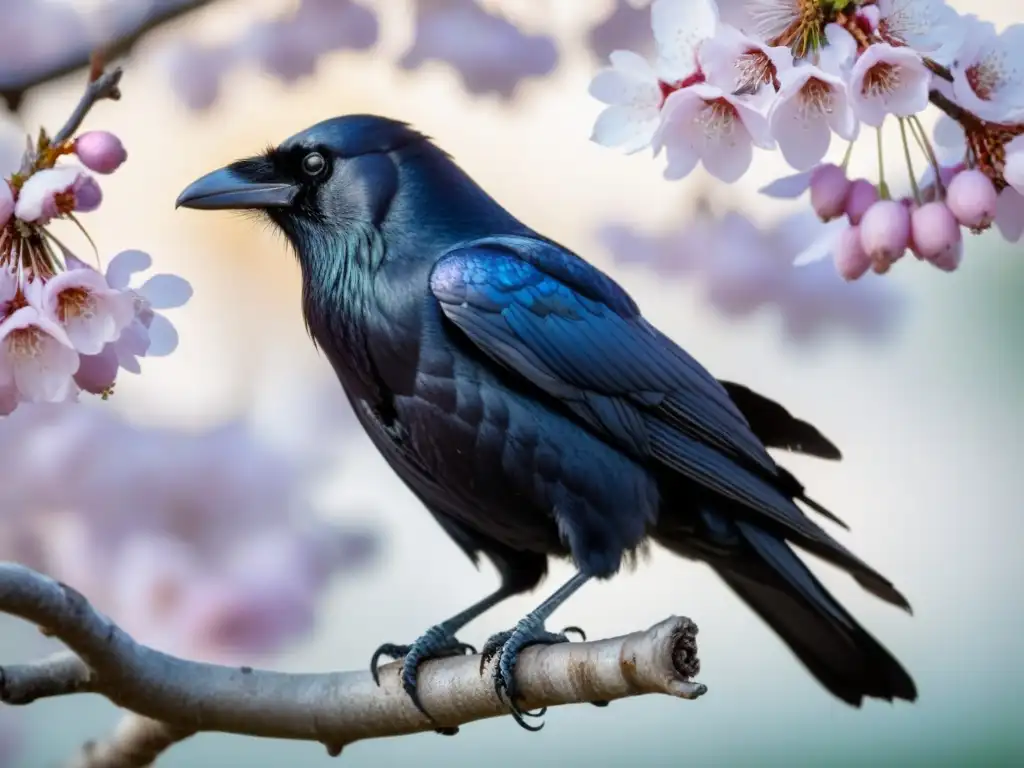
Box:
177;115;916;724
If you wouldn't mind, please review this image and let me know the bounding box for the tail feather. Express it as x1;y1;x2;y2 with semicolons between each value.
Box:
660;521;917;706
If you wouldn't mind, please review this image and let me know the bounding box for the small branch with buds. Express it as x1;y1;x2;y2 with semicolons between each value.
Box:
0;0;220;112
0;563;705;767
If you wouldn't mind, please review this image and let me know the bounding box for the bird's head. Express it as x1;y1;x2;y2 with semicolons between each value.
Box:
175;115;425;245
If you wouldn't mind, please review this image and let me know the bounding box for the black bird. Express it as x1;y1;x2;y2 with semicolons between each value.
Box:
177;115;916;727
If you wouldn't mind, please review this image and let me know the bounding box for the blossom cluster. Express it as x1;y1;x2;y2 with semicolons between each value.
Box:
0;382;378;664
0;88;189;415
600;207;901;343
163;0;558;109
590;0;1024;279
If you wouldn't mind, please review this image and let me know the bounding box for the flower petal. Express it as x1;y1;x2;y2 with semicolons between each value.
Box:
137;274;193;310
144;312;179;357
759;170;813;198
105;250;153;290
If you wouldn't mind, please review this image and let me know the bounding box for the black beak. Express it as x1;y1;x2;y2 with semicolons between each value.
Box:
175;166;298;210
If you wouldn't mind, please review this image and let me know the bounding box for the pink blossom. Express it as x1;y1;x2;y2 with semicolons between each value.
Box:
655;84;775;182
859;200;911;270
809;164;851;221
910;202;962;266
13;165;102;224
164;43;233;111
0;305;80;402
768;63;857;171
848;43;931;127
398;0;557;99
0;267;16;317
599;211;902;343
945;169;998;229
877;0;963;65
74;131;127;174
37;267;135;355
589;0;717;153
699;22;792;98
951;18;1024;122
0;180;13;229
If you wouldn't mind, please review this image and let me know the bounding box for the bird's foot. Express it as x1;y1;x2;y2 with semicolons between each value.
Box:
370;624;476;734
479;619;586;731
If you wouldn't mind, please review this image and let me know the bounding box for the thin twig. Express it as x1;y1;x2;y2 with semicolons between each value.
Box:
0;563;705;767
52;66;124;147
0;0;219;112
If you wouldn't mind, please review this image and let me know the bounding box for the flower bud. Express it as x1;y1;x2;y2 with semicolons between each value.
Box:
844;178;879;225
833;225;872;281
859;199;910;271
945;168;997;229
74;131;128;174
810;164;851;222
910;201;962;265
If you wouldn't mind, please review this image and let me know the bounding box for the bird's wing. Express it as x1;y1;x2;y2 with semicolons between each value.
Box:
717;381;842;461
429;238;861;558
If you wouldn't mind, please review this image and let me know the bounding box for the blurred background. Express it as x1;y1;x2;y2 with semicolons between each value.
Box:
1;0;1022;765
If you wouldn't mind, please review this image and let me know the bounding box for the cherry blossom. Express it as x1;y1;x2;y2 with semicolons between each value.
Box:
13;164;102;224
848;43;931;127
36;266;136;355
769;63;857;170
946;169;998;229
0;305;80;403
699;22;793;98
399;0;557;99
951;19;1024;122
599;210;902;343
876;0;964;65
655;84;774;182
589;0;717;153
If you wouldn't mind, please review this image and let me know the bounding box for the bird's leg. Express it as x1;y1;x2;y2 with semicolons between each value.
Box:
369;584;517;731
480;571;591;731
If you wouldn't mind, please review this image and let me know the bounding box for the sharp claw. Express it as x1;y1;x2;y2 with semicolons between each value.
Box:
483;620;587;732
562;625;586;641
434;726;459;736
369;643;409;686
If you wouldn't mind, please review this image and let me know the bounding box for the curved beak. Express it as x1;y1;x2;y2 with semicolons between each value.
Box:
176;166;298;211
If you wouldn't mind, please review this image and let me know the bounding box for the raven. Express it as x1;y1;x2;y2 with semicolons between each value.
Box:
177;115;916;728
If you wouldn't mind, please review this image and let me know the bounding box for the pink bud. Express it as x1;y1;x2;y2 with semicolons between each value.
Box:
74;131;127;175
810;164;851;222
859;199;910;271
929;240;963;272
910;201;962;264
0;181;12;229
73;175;103;213
833;225;872;281
844;178;880;225
945;168;997;229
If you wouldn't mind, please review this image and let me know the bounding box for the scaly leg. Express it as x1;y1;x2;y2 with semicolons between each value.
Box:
370;583;519;730
479;571;591;730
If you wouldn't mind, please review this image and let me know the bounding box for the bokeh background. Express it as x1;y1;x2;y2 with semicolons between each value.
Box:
1;1;1022;765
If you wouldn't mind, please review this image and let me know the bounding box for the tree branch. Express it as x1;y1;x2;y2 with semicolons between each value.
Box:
0;0;219;111
0;563;705;766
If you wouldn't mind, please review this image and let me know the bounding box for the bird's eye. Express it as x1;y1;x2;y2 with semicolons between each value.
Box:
302;152;326;177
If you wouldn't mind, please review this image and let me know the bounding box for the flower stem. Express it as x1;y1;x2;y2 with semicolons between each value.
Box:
840;140;855;172
909;115;945;197
898;119;920;203
876;127;890;199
